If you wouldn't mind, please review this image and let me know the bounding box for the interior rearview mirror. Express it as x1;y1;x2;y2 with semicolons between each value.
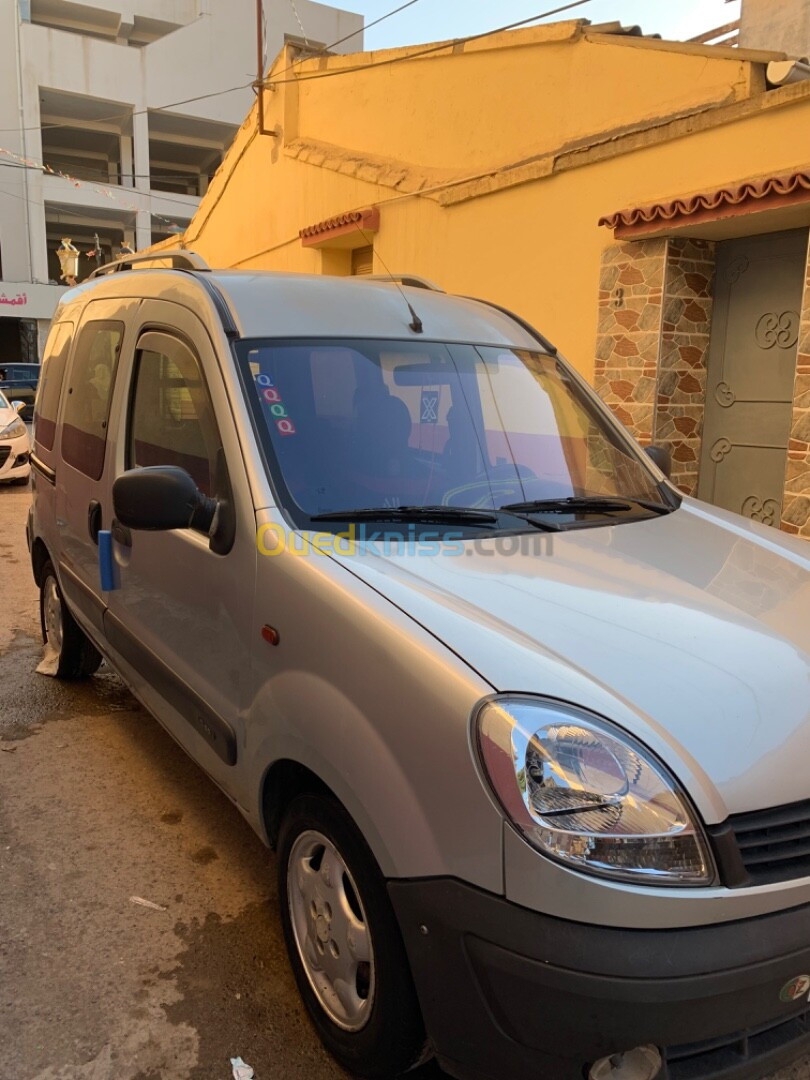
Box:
113;466;217;533
644;444;672;479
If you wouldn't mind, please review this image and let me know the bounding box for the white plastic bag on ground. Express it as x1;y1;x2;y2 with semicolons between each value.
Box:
231;1058;254;1080
35;642;59;677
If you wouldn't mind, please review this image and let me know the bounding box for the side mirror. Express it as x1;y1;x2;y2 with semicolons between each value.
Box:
644;444;672;479
113;466;217;533
11;400;26;415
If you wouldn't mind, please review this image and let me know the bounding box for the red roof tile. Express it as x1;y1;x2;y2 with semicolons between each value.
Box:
599;169;810;237
300;207;380;245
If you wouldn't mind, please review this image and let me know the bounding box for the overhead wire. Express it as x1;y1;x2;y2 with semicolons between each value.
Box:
0;0;593;131
0;83;253;136
0;185;185;226
287;0;311;45
0;160;213;182
270;0;424;81
262;0;596;85
223;0;598;267
0;151;207;214
327;0;422;53
0;0;426;135
0;1;599;258
228;149;552;267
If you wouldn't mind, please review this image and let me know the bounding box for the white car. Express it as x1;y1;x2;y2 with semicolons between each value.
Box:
0;391;31;485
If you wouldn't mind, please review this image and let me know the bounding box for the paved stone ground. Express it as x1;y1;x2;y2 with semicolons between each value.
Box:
0;482;808;1080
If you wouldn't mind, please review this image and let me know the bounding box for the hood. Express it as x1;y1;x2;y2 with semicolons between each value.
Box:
331;501;810;822
0;403;20;428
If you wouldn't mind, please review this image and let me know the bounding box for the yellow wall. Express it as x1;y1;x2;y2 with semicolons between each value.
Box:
178;24;810;381
291;25;757;172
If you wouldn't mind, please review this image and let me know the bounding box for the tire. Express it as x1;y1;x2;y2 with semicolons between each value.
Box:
39;560;103;680
278;793;428;1078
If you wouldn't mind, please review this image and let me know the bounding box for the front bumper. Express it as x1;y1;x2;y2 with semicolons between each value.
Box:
389;878;810;1080
0;435;31;481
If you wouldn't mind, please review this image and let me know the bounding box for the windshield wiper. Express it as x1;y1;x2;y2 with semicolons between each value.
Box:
311;505;499;525
499;496;669;515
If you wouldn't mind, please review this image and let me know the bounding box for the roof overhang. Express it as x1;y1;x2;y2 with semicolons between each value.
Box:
599;169;810;240
300;207;380;249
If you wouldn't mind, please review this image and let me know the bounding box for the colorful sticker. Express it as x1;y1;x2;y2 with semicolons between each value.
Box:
254;370;296;436
420;390;439;424
779;975;810;1003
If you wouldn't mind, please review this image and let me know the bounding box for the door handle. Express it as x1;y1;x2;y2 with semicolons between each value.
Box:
88;500;102;545
111;518;132;548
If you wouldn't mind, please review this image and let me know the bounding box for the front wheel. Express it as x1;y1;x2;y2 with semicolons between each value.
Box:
39;560;103;679
278;793;428;1078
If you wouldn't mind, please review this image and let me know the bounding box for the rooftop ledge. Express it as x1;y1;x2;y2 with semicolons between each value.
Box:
600;168;810;239
264;18;788;87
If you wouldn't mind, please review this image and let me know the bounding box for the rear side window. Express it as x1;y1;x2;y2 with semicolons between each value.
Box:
127;332;223;501
61;320;123;479
34;322;73;451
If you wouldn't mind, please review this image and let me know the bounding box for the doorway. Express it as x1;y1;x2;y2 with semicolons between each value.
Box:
698;228;808;526
0;317;38;364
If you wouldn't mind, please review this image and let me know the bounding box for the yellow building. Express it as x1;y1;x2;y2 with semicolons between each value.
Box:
158;18;810;535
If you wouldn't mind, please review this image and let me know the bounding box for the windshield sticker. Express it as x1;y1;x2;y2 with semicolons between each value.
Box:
255;371;296;436
420;390;439;423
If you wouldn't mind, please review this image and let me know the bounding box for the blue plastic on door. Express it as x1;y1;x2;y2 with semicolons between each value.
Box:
98;529;118;591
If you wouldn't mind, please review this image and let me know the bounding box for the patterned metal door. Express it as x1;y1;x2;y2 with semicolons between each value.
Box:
698;229;807;526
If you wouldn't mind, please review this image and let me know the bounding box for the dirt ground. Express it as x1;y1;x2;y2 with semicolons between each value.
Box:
1;482;808;1080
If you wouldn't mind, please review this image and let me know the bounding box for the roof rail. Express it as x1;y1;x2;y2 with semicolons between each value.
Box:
462;295;557;355
89;250;210;279
359;274;444;292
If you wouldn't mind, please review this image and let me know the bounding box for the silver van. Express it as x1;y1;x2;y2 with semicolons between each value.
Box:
27;252;810;1080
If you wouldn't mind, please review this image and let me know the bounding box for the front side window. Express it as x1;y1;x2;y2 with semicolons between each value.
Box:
236;339;674;532
61;320;122;479
128;332;223;504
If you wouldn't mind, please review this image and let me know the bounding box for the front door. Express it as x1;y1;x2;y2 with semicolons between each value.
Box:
103;301;257;798
698;229;807;526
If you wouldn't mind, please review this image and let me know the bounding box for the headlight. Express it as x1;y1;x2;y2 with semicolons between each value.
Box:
0;416;26;441
475;696;713;886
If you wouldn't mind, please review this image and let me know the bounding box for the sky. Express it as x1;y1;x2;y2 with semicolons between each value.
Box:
340;0;742;51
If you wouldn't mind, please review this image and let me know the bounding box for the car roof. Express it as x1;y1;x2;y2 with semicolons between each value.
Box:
56;268;552;352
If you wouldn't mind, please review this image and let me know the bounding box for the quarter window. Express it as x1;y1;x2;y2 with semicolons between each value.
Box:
34;322;73;451
61;320;122;479
128;333;222;503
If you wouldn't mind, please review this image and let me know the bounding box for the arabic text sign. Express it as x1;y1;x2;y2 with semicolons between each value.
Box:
0;282;67;319
0;292;27;308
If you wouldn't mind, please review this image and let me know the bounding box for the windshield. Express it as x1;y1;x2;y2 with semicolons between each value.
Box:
236;339;672;527
0;392;8;410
